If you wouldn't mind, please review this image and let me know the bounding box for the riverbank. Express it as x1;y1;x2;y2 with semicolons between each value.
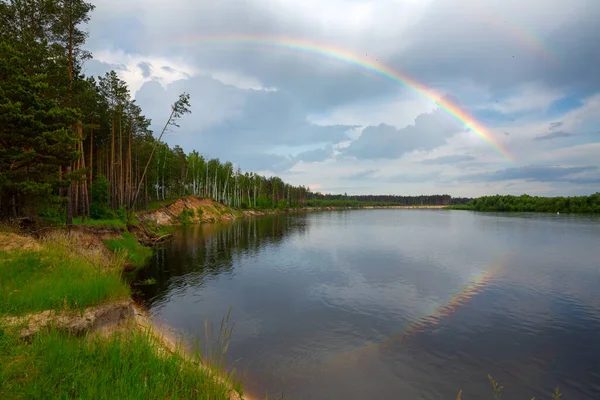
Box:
0;229;245;400
0;199;450;399
135;195;447;227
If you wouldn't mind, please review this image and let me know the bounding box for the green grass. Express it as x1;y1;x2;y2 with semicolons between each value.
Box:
71;217;127;228
103;232;152;269
0;237;129;316
181;208;195;224
0;328;238;400
141;219;175;237
144;198;177;212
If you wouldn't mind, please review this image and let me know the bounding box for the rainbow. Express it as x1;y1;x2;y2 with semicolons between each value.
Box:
165;35;514;163
323;254;513;366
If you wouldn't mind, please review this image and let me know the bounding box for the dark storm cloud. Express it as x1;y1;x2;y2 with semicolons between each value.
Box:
461;165;600;184
533;131;576;141
389;0;600;94
341;107;462;160
420;155;476;165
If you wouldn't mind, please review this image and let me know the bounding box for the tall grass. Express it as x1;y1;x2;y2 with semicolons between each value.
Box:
0;328;235;399
0;235;129;316
454;375;563;400
71;217;127;228
178;308;244;397
0;221;20;233
104;232;152;269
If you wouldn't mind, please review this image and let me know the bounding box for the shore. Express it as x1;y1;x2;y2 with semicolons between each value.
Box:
135;196;448;228
0;226;245;400
1;198;450;398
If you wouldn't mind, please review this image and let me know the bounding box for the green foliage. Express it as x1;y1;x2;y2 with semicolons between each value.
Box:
117;205;128;223
90;175;115;219
71;217;126;228
0;329;236;399
103;232;152;269
0;236;128;315
277;200;289;210
449;193;600;213
0;38;79;217
256;195;275;209
180;208;195;224
140;219;174;237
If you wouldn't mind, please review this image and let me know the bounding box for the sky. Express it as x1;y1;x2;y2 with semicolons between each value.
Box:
83;0;600;197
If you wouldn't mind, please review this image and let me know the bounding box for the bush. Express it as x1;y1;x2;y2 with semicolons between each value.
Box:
90;176;116;219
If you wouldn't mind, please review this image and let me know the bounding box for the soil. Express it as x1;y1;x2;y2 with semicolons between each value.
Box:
3;300;134;340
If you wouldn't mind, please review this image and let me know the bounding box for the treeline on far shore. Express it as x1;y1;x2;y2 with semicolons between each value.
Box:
448;193;600;213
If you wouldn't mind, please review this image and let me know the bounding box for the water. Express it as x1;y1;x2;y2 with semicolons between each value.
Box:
134;210;600;399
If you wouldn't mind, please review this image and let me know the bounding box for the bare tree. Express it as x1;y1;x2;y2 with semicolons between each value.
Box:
130;93;191;212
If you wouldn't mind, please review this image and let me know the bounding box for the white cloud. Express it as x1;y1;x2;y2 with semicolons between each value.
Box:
92;49;196;94
487;83;564;114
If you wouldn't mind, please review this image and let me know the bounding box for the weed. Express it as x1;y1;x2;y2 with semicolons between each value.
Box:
489;374;504;399
71;217;126;228
0;328;234;399
0;236;129;315
104;232;152;269
181;208;195;225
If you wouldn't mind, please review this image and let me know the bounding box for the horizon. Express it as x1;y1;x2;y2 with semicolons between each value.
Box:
84;0;600;198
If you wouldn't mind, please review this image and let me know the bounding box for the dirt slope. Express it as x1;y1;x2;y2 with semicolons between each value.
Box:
138;197;241;225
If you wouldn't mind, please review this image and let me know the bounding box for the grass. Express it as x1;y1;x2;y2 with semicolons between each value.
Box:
141;219;175;237
71;217;127;228
453;375;562;400
0;328;237;400
104;232;152;269
0;221;20;233
0;235;129;316
181;208;195;224
144;198;177;212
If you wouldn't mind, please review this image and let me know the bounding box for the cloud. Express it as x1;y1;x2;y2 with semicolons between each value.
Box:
295;145;334;163
533;131;577;141
549;122;563;130
461;165;600;184
134;75;355;173
137;62;152;78
391;0;600;93
341;169;380;181
486;84;563;114
82;0;600;195
420;155;476;165
341;107;463;160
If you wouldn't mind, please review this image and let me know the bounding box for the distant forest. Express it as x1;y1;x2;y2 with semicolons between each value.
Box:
306;194;471;207
450;194;600;213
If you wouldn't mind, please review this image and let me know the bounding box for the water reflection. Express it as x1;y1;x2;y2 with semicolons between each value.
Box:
135;210;600;400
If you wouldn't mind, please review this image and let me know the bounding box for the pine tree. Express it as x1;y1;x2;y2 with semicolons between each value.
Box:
0;39;79;217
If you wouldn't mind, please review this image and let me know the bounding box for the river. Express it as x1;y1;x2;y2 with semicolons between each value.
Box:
134;210;600;399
